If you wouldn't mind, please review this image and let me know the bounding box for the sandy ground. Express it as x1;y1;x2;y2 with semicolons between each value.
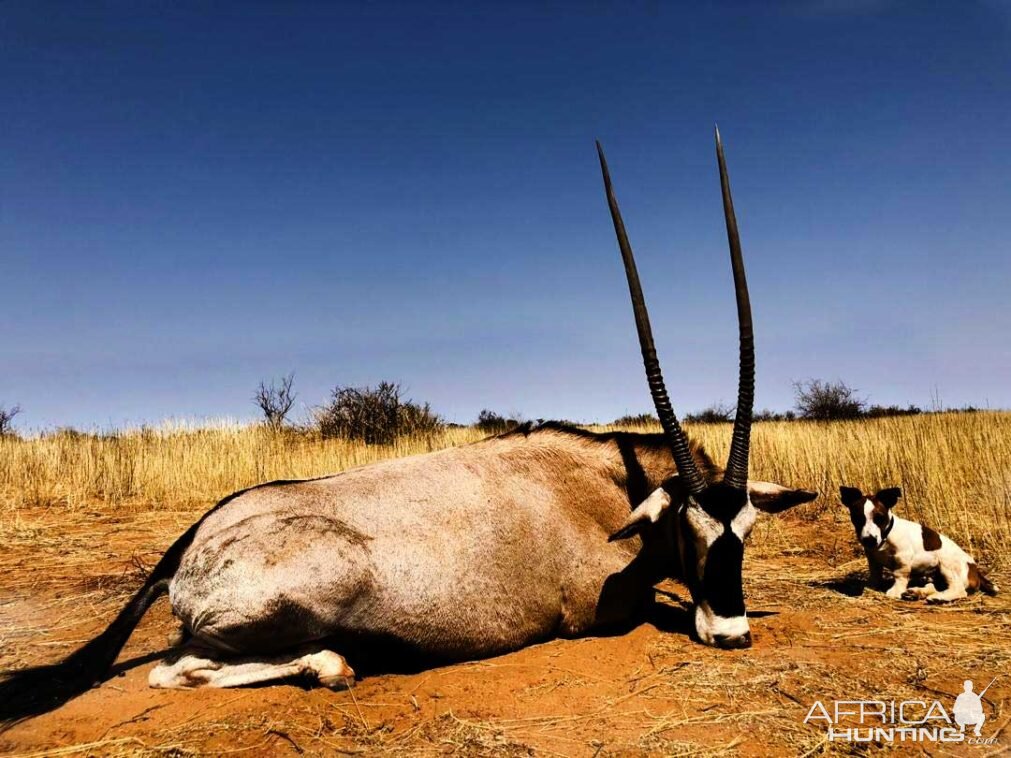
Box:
1;507;1008;757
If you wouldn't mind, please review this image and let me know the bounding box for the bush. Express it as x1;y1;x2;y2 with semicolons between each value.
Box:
254;373;297;431
612;413;658;427
753;409;796;422
865;404;923;419
685;403;735;424
315;382;442;444
45;427;98;441
793;379;865;421
475;410;520;434
0;404;21;437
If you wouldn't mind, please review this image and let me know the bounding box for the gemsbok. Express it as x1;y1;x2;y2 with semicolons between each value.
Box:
1;130;817;726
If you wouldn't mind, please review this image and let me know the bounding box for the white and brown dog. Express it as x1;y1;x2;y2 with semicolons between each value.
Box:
840;486;998;603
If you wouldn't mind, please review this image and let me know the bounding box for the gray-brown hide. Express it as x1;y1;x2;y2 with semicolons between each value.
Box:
166;424;807;668
0;427;812;725
171;427;678;660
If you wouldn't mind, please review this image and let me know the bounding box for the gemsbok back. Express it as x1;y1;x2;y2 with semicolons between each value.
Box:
0;130;817;726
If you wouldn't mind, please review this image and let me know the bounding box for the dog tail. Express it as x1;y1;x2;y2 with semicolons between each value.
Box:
978;570;999;596
970;562;999;596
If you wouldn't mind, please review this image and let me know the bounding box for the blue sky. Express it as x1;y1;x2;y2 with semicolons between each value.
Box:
2;1;1010;430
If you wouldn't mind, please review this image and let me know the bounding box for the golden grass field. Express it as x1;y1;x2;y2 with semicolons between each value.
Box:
2;412;1010;755
2;412;1009;566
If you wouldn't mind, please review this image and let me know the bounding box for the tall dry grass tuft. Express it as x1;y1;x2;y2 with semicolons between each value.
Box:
1;413;1008;564
0;424;485;512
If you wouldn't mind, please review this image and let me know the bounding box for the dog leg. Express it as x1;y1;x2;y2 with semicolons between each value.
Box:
925;583;968;603
885;569;910;599
902;582;937;601
923;560;969;603
866;556;886;590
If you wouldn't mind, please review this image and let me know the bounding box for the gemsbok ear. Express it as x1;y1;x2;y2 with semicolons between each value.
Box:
840;486;865;507
876;487;902;508
748;481;818;513
608;487;672;542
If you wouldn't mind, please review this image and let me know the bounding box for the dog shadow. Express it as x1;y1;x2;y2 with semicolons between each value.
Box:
810;571;868;597
811;571;942;599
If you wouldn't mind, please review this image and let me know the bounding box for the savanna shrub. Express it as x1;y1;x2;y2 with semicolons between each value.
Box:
475;409;520;434
316;382;442;444
793;379;865;421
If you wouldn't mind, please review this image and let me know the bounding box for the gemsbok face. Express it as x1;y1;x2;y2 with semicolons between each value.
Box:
598;129;805;648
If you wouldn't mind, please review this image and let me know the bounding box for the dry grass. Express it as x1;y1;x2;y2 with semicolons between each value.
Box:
1;411;1009;565
3;413;1009;757
607;411;1011;567
0;423;486;512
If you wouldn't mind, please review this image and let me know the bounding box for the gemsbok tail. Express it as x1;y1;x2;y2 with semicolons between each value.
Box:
0;520;199;730
0;482;297;729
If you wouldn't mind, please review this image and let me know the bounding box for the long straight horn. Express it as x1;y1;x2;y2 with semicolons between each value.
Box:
596;140;707;496
715;126;754;491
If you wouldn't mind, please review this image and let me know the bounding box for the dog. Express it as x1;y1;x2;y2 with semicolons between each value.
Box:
840;486;998;603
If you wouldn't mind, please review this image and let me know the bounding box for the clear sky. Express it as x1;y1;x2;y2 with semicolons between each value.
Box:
3;1;1010;430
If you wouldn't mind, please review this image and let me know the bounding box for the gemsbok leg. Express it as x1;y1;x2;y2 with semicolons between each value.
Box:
148;643;354;689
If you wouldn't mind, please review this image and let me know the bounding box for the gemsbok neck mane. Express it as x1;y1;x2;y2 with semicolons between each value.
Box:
498;419;724;501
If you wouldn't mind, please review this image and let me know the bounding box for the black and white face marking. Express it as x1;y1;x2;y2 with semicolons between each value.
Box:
856;498;892;549
841;486;898;550
608;480;816;648
678;485;757;649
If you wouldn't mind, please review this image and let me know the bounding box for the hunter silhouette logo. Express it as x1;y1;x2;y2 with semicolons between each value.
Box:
804;677;998;745
953;678;995;737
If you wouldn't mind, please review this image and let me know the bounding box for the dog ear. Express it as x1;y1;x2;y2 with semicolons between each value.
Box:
875;487;902;508
840;486;864;507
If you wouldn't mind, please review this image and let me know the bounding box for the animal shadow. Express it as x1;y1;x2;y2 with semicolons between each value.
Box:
811;570;948;599
644;599;694;635
109;648;176;678
810;571;867;597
